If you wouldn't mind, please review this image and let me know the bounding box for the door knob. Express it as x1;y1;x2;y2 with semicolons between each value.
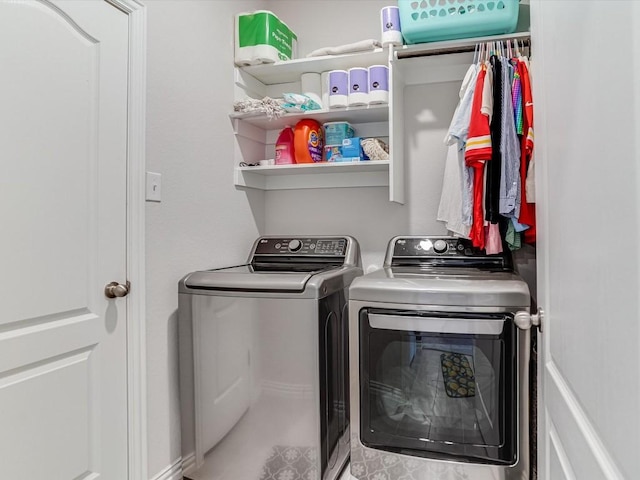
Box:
514;308;544;331
105;281;130;298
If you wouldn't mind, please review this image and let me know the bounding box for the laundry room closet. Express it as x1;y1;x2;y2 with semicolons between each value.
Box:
142;2;640;480
181;0;535;478
178;0;536;479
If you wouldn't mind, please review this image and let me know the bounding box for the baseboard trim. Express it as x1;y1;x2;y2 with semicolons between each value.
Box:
182;452;197;476
150;457;183;480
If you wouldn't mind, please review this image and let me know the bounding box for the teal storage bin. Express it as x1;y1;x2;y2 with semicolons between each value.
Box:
398;0;520;44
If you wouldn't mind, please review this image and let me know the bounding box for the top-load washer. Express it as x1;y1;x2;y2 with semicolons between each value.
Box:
348;236;532;480
178;236;361;480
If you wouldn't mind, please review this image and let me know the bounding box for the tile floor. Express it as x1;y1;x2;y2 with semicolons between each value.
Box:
186;463;354;480
186;392;317;480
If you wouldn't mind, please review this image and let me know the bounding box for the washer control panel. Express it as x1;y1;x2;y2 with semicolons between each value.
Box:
254;237;347;256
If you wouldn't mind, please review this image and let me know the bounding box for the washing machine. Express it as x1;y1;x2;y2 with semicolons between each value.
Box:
348;236;533;480
178;236;361;480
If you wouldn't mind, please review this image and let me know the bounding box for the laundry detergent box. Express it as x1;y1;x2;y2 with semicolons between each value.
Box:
325;138;369;162
324;145;344;162
235;10;297;66
341;137;369;161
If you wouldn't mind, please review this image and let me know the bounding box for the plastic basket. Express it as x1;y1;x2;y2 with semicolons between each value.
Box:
398;0;520;44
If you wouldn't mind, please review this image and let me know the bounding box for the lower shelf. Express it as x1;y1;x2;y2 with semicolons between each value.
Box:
234;160;390;191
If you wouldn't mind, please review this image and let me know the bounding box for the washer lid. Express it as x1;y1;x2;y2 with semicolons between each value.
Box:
183;264;334;293
349;267;530;307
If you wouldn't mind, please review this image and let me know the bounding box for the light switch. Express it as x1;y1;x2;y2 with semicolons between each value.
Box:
146;172;162;202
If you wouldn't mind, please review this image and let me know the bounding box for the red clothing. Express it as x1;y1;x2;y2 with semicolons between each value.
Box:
517;60;536;243
465;68;492;250
470;165;486;249
465;68;492;165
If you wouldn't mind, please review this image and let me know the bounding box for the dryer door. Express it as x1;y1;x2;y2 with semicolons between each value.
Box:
358;308;517;465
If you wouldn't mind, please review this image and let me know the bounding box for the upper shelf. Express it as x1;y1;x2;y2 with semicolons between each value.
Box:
234;160;391;191
238;32;530;87
240;48;390;85
230;104;389;130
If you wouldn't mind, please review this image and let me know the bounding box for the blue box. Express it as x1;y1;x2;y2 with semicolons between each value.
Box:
341;137;369;161
324;145;343;162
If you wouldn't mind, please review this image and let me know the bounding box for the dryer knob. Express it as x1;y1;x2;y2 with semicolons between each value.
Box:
288;239;302;252
433;239;448;253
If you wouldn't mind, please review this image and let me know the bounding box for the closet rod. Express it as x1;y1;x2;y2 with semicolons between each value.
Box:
395;33;531;60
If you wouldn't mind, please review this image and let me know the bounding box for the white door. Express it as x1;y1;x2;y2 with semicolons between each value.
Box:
0;1;130;478
531;1;640;479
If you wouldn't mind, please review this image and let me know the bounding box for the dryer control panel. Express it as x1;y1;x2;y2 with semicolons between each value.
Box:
387;236;513;270
392;237;474;257
254;237;347;256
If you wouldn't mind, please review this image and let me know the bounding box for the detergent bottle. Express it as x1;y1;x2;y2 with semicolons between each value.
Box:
294;119;324;163
275;126;295;165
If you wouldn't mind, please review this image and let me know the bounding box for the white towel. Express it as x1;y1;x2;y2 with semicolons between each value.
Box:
307;39;382;58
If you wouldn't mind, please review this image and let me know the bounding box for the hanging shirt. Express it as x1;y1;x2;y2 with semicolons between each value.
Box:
526;154;536;202
512;65;524;135
437;144;471;238
485;55;502;225
525;58;536;203
465;68;491;250
505;220;522;251
485;223;503;254
441;64;480;227
465;68;492;164
517;59;536;243
499;59;522;218
445;64;478;146
480;63;494;122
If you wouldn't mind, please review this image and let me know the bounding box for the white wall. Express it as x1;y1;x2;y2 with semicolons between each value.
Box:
145;1;264;477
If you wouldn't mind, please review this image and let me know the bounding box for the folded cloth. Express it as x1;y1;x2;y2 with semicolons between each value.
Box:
233;97;284;119
307;39;382;57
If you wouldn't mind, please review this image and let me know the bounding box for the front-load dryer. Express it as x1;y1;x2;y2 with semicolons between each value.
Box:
348;236;532;480
179;236;362;480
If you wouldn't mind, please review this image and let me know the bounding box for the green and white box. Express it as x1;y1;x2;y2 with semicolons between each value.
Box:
235;10;297;66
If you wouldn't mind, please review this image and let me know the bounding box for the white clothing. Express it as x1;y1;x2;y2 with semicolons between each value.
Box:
437;144;471;238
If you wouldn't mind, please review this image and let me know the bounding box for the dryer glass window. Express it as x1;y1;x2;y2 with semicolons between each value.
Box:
359;309;517;465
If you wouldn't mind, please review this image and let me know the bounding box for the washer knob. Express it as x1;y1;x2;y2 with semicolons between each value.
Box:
433;239;448;253
288;239;302;252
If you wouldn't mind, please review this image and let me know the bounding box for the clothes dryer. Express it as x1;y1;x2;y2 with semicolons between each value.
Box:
179;236;361;480
349;236;532;480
